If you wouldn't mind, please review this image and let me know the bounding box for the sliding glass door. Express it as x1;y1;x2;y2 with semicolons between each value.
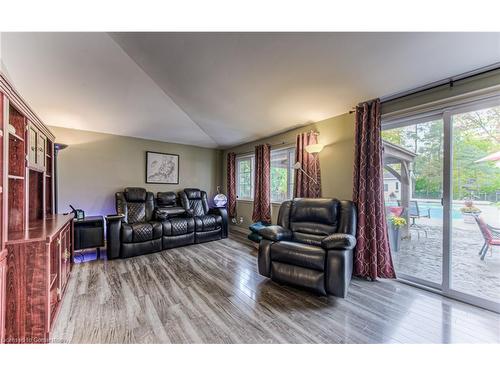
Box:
382;96;500;312
446;100;500;309
382;118;444;288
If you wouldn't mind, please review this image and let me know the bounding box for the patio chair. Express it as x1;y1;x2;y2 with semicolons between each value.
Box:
397;200;430;238
397;200;431;225
474;215;500;261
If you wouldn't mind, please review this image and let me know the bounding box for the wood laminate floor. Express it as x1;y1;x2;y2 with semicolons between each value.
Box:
52;233;500;344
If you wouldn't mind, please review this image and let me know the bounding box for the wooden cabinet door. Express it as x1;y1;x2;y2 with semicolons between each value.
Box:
36;133;46;170
28;125;37;167
60;225;71;291
48;237;59;328
0;249;7;344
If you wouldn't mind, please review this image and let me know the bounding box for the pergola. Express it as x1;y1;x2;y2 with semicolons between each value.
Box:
383;140;417;235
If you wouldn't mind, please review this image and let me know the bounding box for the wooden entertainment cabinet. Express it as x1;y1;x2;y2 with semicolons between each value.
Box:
0;73;73;344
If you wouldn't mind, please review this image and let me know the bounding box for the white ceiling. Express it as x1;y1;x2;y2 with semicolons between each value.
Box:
0;33;217;147
1;32;500;149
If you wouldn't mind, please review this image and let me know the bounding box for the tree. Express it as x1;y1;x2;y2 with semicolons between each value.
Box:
382;105;500;202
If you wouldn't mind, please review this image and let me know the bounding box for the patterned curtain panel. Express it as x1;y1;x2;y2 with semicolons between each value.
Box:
227;152;237;218
252;144;271;223
294;131;322;198
352;99;396;279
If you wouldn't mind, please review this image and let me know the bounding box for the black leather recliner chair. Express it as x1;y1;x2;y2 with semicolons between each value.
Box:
106;187;162;259
257;198;357;297
179;188;228;243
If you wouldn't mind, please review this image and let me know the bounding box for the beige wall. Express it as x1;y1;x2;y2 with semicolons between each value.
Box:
382;69;500;114
50;126;222;216
222;112;355;230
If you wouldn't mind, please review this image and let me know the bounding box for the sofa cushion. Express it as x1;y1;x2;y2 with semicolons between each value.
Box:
194;214;222;232
157;191;177;206
292;232;325;247
164;207;187;217
290;198;339;234
189;200;205;216
155;206;186;220
184;188;202;199
122;222;162;243
180;188;210;216
162;217;195;236
271;262;326;295
126;202;146;224
124;187;147;202
271;241;325;271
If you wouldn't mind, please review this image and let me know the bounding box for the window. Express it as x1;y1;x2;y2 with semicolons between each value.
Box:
235;147;296;203
236;155;254;200
270;147;295;203
384;183;388;192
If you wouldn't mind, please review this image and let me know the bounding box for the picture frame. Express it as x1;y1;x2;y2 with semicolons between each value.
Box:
145;151;179;184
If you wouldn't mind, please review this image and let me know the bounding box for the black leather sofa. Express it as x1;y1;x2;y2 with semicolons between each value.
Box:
106;187;228;259
257;198;357;297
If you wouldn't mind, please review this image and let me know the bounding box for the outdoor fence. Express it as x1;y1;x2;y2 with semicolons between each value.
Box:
414;191;500;202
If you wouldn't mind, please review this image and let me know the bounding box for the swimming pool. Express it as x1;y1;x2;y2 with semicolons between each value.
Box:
386;201;463;220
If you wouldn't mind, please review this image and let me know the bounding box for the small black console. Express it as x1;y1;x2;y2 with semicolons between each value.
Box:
74;215;105;260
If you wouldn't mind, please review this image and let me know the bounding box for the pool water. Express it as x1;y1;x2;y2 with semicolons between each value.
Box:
386;201;463;220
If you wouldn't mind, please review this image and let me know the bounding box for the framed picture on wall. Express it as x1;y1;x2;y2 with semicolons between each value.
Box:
146;151;179;184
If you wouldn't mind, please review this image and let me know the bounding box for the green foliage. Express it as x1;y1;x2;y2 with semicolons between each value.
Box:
271;167;288;201
238;159;252;198
382;105;500;201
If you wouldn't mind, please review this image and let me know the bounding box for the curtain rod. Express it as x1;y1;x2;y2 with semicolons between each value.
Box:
380;63;500;104
234;141;294;158
233;130;320;157
347;64;500;114
231;129;319;157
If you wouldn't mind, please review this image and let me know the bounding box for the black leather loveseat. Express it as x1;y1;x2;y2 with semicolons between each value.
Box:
257;198;357;297
106;187;228;259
